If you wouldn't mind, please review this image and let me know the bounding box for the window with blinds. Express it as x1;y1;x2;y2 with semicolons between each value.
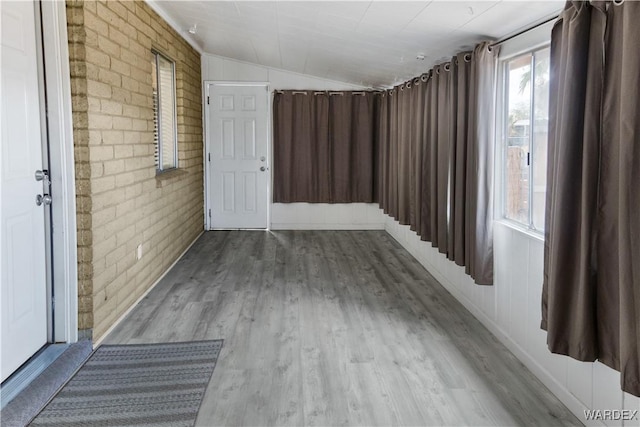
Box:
151;51;177;172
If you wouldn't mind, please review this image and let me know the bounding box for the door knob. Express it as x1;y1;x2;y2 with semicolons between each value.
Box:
36;194;52;206
35;169;50;185
260;166;266;172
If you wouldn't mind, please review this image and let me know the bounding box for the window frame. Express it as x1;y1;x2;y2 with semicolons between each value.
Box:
495;23;553;237
152;49;178;173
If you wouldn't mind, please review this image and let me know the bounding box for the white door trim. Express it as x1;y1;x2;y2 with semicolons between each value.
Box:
203;81;271;230
40;1;77;343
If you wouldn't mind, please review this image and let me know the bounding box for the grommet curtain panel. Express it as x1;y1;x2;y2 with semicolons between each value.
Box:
465;43;499;286
542;0;640;397
272;41;499;286
272;91;377;203
376;42;499;285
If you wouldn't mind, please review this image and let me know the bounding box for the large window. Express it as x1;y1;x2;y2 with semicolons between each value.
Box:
501;47;550;232
152;50;177;172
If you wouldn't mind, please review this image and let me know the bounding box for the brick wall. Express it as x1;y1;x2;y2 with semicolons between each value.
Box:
66;0;203;340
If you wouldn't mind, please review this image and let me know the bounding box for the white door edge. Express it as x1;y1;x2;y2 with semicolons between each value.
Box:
203;81;271;231
2;0;48;378
40;0;77;343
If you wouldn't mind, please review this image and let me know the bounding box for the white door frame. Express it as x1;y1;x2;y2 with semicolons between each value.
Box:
203;81;271;230
39;1;78;343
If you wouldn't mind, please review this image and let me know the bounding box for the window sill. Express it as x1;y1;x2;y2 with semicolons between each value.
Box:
155;168;188;188
495;219;544;243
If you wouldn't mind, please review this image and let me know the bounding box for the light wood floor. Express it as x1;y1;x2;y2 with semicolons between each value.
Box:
104;230;582;427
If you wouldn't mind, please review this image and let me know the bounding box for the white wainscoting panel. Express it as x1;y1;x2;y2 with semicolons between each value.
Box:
271;203;385;230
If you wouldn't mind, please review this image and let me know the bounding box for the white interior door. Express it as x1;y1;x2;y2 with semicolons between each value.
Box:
1;0;49;382
208;84;269;229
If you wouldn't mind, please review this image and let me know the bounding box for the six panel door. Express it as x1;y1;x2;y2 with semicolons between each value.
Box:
209;84;269;229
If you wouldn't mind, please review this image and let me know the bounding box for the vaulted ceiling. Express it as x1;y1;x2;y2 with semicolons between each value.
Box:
152;1;563;88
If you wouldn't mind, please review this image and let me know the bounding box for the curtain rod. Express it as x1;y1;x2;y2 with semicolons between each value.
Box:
489;14;559;48
274;90;366;95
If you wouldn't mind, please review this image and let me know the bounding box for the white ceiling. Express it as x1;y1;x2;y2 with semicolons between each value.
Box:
154;1;563;88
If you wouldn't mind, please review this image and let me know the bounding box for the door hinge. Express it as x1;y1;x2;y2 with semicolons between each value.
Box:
208;209;211;218
51;296;55;310
527;152;531;166
208;153;211;162
207;96;210;105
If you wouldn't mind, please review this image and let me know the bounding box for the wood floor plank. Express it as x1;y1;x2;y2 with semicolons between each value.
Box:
103;230;582;427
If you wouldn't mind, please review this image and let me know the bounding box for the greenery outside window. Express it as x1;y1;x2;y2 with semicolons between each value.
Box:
501;47;550;232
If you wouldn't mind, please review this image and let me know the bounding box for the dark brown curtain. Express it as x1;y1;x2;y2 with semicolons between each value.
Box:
542;0;640;397
378;78;430;228
273;42;498;287
375;42;497;285
375;92;390;210
425;67;441;248
397;85;412;225
464;42;499;285
273;91;320;202
273;91;376;203
419;73;435;242
389;90;399;217
449;53;472;265
434;63;453;253
409;77;428;233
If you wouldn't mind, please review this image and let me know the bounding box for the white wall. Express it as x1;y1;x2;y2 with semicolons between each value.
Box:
271;203;384;230
201;53;384;230
384;217;640;427
202;53;365;91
